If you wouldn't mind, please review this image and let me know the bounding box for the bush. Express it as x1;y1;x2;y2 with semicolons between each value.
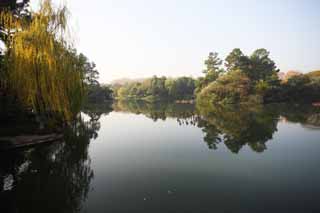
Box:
197;70;252;104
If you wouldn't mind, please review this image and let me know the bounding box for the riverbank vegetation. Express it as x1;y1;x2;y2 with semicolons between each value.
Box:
0;0;112;130
1;1;319;135
112;76;195;102
112;48;320;106
197;49;320;105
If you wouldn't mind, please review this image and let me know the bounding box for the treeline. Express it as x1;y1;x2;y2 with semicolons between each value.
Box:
112;48;320;105
0;0;112;126
197;49;320;105
264;70;320;103
79;53;113;104
112;76;195;102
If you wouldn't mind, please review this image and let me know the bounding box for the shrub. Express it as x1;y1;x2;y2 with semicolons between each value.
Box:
197;70;252;104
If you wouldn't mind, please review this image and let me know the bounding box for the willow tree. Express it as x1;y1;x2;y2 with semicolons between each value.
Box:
1;0;84;121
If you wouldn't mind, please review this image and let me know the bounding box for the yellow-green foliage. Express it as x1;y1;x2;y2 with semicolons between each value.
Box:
197;70;251;104
306;70;320;79
1;0;83;120
255;80;270;95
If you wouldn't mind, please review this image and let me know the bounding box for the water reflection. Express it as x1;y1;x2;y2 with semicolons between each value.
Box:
1;101;320;212
113;100;196;122
114;101;320;153
0;104;112;213
277;104;320;129
197;104;280;153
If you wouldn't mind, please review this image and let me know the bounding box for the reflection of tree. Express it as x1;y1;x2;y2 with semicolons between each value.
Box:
305;113;320;129
197;118;221;150
82;101;113;139
112;101;320;154
113;100;196;122
196;103;280;153
0;105;111;212
114;100;282;153
276;104;320;129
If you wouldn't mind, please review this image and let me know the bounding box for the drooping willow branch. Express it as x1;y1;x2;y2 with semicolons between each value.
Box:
1;0;84;121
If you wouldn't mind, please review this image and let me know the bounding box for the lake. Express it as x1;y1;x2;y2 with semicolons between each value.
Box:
1;101;320;213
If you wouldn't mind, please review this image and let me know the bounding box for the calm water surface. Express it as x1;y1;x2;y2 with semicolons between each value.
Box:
1;102;320;212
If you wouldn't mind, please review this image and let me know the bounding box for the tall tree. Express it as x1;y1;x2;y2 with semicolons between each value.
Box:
0;0;30;90
149;76;167;98
165;77;195;100
203;52;223;78
2;0;84;120
225;48;279;83
197;52;224;91
248;48;279;82
78;53;99;87
225;48;249;72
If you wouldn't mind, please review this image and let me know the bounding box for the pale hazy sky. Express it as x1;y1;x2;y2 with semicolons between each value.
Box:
32;0;320;83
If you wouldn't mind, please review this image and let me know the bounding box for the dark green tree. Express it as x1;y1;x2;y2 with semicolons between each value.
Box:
77;53;99;87
225;48;279;83
197;52;224;92
149;76;167;98
248;48;279;82
225;48;247;72
165;77;195;100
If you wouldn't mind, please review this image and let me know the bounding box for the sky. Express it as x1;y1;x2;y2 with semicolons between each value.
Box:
31;0;320;83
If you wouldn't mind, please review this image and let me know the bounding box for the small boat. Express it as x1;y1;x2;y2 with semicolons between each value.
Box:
0;134;63;151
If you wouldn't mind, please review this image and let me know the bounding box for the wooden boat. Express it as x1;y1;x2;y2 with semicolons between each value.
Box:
0;134;63;151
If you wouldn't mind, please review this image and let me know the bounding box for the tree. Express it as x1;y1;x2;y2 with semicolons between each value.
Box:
77;53;99;87
286;74;310;88
149;76;167;98
165;77;195;100
306;70;320;79
203;52;222;74
113;76;196;101
248;48;279;82
0;0;30;44
225;48;247;72
197;52;224;92
2;0;84;120
86;84;113;103
0;0;29;12
225;48;279;83
0;0;30;91
197;48;283;104
255;80;270;96
197;70;251;104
